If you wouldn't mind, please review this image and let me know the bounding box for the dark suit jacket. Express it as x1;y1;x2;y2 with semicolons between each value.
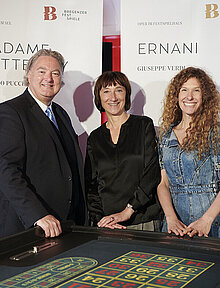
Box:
0;89;87;238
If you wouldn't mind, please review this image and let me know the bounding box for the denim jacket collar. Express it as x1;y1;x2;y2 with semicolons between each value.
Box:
161;124;179;148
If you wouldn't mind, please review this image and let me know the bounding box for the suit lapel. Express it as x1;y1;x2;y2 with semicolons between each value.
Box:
53;104;84;184
24;91;67;158
24;91;83;188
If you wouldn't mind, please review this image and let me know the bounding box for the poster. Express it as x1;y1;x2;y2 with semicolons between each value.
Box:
121;0;220;125
0;0;103;147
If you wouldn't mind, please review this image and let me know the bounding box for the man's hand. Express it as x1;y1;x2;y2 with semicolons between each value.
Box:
35;215;62;237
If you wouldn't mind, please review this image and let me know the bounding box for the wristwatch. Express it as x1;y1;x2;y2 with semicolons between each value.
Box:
127;203;133;209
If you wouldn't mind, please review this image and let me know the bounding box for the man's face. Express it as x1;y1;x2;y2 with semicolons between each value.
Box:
28;56;62;105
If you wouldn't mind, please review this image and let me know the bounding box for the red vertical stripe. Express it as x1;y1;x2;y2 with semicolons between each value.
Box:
101;35;121;124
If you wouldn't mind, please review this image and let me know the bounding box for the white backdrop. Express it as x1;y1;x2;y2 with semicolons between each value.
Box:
121;0;220;126
0;0;103;141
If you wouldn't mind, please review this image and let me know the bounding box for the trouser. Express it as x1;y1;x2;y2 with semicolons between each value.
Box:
127;220;161;232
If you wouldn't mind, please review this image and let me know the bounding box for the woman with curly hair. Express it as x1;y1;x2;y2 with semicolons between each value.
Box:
157;67;220;238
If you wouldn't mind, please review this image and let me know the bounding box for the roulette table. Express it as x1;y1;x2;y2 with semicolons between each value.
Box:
0;222;219;287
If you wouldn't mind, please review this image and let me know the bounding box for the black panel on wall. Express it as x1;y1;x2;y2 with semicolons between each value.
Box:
102;42;112;72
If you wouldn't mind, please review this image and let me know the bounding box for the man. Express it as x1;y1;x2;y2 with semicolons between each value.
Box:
0;49;86;238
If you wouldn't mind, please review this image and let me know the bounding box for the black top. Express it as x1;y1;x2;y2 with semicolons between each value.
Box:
85;114;161;226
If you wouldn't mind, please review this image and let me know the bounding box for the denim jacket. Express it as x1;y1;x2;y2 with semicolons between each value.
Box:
158;126;220;237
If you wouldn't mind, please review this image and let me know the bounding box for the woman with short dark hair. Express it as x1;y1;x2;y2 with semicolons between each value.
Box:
85;71;161;230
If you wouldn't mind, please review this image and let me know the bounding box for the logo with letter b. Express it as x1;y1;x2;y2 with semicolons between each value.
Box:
206;4;219;18
44;6;57;20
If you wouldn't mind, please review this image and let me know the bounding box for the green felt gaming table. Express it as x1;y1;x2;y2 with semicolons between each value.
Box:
0;222;219;288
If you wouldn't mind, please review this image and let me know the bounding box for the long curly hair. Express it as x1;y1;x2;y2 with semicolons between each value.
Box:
159;67;220;158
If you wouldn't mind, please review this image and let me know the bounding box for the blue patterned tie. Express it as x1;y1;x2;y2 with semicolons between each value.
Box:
45;107;59;130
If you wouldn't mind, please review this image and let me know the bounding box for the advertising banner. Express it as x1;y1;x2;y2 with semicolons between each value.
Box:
0;0;103;141
121;0;220;125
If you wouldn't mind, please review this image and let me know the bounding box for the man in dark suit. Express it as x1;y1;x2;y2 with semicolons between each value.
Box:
0;49;87;238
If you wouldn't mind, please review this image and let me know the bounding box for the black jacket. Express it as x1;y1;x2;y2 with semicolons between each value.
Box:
0;89;87;238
